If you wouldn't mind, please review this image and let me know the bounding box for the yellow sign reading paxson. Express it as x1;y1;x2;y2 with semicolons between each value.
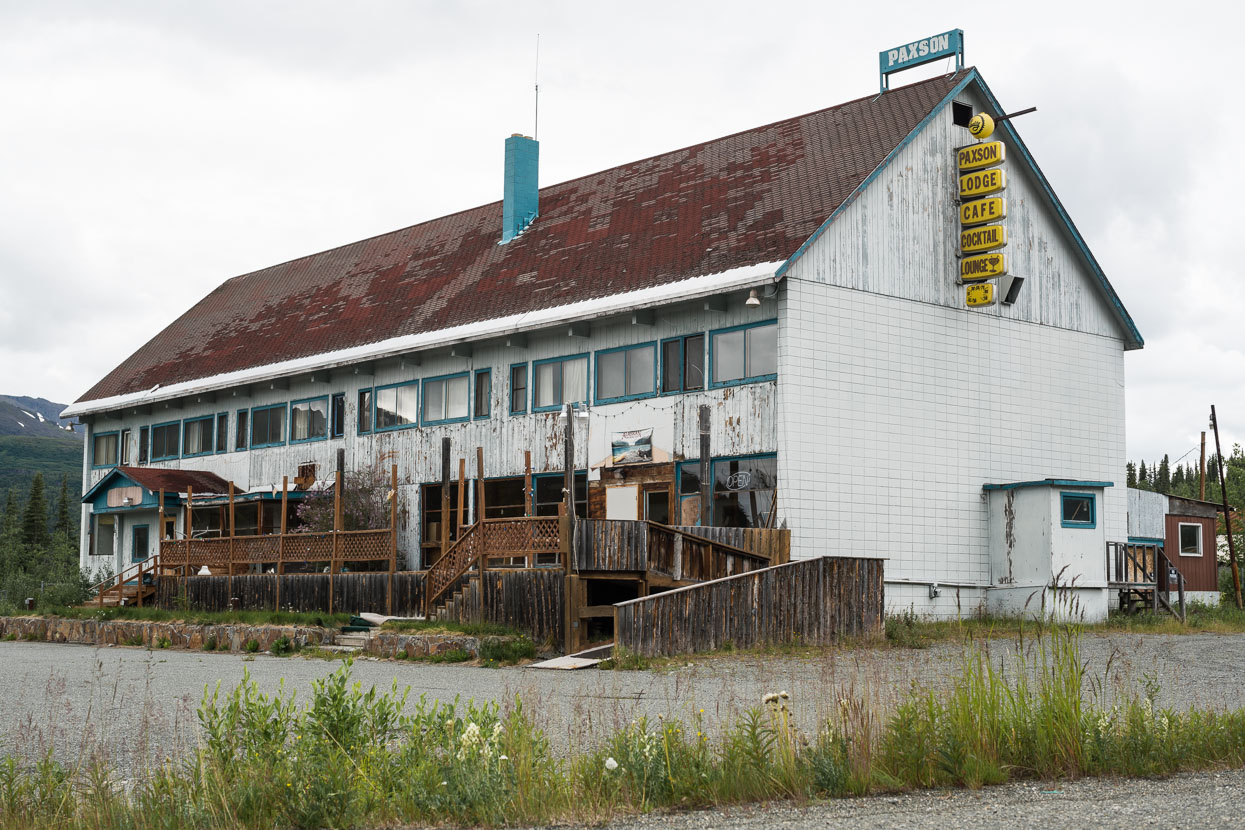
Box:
966;282;995;307
961;252;1007;281
960;197;1007;226
957;141;1006;171
959;168;1006;198
960;224;1007;254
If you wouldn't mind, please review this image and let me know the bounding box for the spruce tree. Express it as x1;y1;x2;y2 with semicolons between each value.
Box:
1138;460;1149;489
1126;462;1137;488
1;489;17;536
21;473;49;551
1157;454;1171;494
1172;464;1185;491
53;476;73;542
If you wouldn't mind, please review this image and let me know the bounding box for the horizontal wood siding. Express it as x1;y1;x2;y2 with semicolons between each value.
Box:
436;570;564;645
614;556;883;657
155;572;426;616
1166;514;1219;592
670;526;791;563
575;520;648;571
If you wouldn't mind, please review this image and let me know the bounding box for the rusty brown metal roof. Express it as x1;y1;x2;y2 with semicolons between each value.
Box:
76;72;967;404
116;466;236;496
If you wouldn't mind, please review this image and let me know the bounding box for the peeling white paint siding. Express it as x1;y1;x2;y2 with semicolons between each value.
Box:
778;94;1129;617
1127;488;1168;539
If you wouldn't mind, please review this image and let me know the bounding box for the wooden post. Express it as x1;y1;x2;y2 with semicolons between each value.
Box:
440;436;451;564
331;459;343;615
157;488;165;573
563;573;579;655
277;476;287;611
228;482;236;603
1199;431;1207;501
476;447;488;571
388;463;398;615
185;486;193;572
698;405;711;527
524;450;533;516
456;458;466;535
1211;406;1243;609
563;404;577;575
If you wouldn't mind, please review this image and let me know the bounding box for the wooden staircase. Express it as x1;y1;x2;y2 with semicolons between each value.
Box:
1107;541;1186;621
87;554;167;608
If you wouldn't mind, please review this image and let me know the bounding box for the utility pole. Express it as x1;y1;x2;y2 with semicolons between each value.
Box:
1200;431;1207;501
1210;406;1242;609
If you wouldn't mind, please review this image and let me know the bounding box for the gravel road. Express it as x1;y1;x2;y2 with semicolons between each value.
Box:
2;630;1244;779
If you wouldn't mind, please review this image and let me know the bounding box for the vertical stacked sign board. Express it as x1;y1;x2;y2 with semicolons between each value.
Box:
958;134;1007;308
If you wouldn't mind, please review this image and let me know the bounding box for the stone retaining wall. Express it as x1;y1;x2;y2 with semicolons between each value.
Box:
0;616;332;652
363;632;514;660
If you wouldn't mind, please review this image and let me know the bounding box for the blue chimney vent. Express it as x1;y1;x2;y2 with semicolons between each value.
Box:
501;134;539;243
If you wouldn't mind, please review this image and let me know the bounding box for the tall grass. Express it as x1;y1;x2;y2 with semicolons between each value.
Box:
2;627;1244;828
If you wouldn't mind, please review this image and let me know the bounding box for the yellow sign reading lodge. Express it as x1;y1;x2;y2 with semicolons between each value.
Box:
959;168;1006;198
961;252;1007;282
966;282;995;307
960;197;1007;226
956;141;1006;171
960;224;1007;254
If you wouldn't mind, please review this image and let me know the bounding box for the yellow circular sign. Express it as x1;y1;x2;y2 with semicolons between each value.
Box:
968;113;995;139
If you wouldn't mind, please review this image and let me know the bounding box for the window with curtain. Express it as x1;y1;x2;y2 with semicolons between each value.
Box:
533;355;588;411
375;383;418;430
92;432;119;467
422;374;470;424
183;417;214;456
291;398;329;442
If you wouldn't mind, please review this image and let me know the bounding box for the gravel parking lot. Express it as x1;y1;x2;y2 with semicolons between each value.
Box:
2;630;1244;780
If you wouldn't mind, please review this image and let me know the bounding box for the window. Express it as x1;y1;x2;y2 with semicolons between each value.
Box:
132;525;149;563
375;382;418;431
235;410;248;451
357;389;373;434
661;334;705;394
92;432;119;468
94;515;114;557
138;426;149;464
119;429;131;465
595;343;656;403
215;413;228;454
330;393;345;438
422;373;470;425
1060;492;1096;528
509;364;528;415
533;354;589;412
250;404;286;448
151;422;180;461
183;416;214;456
290;397;328;443
710;321;777;386
678;455;777;528
1178;523;1203;557
474;370;491;420
534;473;587;518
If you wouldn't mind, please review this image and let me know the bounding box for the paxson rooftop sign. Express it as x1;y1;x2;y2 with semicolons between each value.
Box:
879;29;964;92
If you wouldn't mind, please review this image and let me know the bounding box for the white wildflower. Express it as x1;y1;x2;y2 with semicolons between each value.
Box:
605;757;619;771
499;754;509;762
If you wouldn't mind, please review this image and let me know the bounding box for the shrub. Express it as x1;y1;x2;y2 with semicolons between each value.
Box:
270;636;293;657
479;636;536;666
244;639;260;654
203;636;217;651
156;636;171;649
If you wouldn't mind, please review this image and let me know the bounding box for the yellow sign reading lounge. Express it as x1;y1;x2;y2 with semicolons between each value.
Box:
960;197;1006;226
960;224;1007;254
957;141;1005;171
966;282;995;307
959;168;1006;198
961;252;1007;282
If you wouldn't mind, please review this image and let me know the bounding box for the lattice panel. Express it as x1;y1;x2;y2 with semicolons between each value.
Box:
236;535;280;563
339;531;391;562
284;533;333;562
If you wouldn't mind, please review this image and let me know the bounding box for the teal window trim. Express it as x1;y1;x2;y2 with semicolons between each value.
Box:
234;409;248;452
509;363;528;415
182;415;216;458
1059;492;1096;529
91;430;120;469
474;369;492;421
421;372;472;427
374;380;420;433
131;523;150;563
660;333;706;396
532;352;590;413
594;341;658;405
330;392;345;438
214;412;228;454
289;395;330;444
151;420;182;461
138;425;149;464
708;319;778;389
675;452;779;526
357;388;374;435
249;403;288;449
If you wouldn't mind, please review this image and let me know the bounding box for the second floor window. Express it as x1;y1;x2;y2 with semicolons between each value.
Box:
183;417;214;456
534;355;588;411
152;423;180;461
596;343;656;403
291;398;328;442
422;374;470;425
251;405;286;448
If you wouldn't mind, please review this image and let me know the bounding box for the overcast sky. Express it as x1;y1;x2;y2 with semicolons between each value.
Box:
0;0;1241;465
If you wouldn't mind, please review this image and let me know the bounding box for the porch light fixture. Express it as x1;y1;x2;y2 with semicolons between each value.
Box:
745;288;761;307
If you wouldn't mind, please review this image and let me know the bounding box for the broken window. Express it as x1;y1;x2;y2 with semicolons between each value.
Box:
290;397;328;442
375;382;418;430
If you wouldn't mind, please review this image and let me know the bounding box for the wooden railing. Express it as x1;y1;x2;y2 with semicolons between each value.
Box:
90;553;165;608
160;529;392;573
1105;541;1185;621
574;519;771;579
424;517;562;616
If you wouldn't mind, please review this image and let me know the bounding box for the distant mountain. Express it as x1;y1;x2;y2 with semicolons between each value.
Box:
0;396;82;440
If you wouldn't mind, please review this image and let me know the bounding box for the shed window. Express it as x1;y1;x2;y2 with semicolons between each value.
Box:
661;334;704;394
251;405;286;448
290;397;328;442
596;343;656;403
92;432;119;467
184;417;214;456
1179;523;1203;557
422;374;470;425
474;370;491;420
357;389;373;434
151;423;180;461
533;355;588;411
375;382;418;430
1060;493;1096;528
509;364;528;415
710;321;777;386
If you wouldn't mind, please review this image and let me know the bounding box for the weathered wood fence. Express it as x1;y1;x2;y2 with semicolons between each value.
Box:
671;526;791;564
613;556;884;657
435;569;564;645
156;573;426;616
574;519;773;578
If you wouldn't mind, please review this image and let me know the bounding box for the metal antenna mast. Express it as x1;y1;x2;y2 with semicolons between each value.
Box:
534;33;541;140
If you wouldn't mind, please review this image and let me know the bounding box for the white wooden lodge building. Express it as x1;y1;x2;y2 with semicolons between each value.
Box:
65;62;1143;621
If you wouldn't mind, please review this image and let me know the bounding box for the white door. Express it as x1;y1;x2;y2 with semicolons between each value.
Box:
605;485;640;520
